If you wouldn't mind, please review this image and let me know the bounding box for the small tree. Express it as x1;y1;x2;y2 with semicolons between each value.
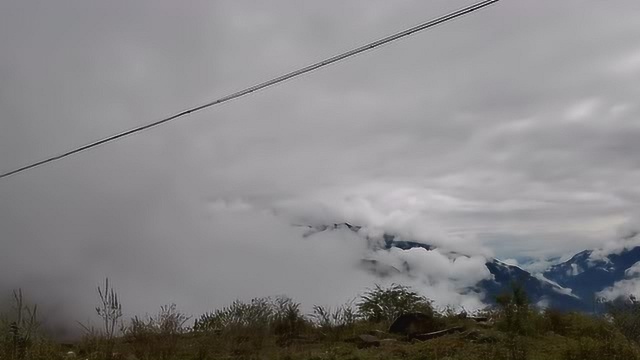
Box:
496;282;530;335
496;282;530;360
607;295;640;343
357;284;434;324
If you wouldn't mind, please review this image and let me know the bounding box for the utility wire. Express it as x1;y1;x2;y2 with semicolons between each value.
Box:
0;0;500;180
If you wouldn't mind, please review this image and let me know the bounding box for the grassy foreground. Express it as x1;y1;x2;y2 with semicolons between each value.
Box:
2;282;640;360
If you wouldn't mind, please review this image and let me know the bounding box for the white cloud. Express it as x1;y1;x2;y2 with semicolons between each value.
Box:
275;182;491;257
564;98;601;122
502;258;519;266
589;216;640;262
598;278;640;301
518;258;559;275
363;248;490;310
208;198;253;212
610;49;640;75
534;274;579;299
609;103;633;118
625;261;640;278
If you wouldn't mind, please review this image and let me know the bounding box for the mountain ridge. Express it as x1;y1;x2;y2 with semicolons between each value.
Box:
304;223;640;311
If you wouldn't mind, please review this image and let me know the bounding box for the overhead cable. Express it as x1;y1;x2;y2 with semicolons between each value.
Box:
0;0;500;180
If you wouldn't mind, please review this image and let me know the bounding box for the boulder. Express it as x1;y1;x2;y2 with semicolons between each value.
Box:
357;334;381;348
389;313;439;335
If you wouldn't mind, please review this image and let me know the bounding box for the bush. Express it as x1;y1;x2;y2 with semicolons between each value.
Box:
192;296;308;354
357;284;434;324
271;297;308;345
194;297;274;332
124;304;190;360
495;283;532;336
607;295;640;343
311;301;358;340
1;290;39;359
0;290;62;360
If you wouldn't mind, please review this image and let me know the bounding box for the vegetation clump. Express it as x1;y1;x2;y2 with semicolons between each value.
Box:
357;284;435;324
3;282;640;359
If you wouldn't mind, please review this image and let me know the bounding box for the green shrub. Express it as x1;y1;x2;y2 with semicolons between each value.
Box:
124;303;190;360
271;297;308;345
192;295;309;354
607;295;640;343
194;297;274;332
1;290;39;359
495;283;533;337
311;301;359;340
538;308;571;335
357;284;434;324
0;290;62;360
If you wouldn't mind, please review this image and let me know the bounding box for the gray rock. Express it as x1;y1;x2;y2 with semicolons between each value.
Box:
357;334;381;348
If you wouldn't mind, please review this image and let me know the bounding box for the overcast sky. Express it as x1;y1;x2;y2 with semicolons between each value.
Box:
1;0;640;335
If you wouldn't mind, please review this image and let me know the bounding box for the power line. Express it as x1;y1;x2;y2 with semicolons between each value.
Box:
0;0;500;180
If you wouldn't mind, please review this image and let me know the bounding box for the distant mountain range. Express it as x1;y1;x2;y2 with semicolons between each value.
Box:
543;239;640;303
305;223;640;312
